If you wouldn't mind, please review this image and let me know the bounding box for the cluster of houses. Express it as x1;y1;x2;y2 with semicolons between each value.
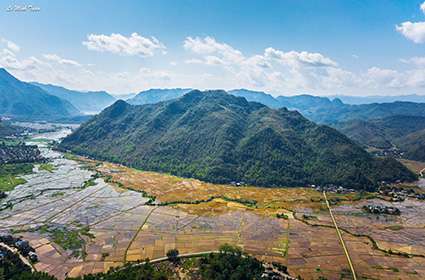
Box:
379;185;425;201
362;204;401;215
0;234;38;262
370;146;404;158
309;184;356;194
262;263;297;280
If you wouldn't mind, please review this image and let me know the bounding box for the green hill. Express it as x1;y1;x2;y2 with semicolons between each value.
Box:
335;115;425;149
396;129;425;162
60;90;416;190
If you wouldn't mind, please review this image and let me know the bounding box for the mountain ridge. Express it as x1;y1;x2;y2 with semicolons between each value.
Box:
0;68;79;120
60;90;416;190
31;82;116;113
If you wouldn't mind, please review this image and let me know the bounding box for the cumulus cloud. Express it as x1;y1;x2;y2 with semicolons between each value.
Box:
5;34;425;96
0;37;179;94
1;38;20;53
396;2;425;43
43;54;81;67
365;67;403;88
400;56;425;66
396;21;425;43
184;36;244;65
183;36;342;93
264;47;337;67
181;36;425;95
83;32;166;57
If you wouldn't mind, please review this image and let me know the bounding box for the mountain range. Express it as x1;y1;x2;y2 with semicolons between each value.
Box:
330;94;425;105
59;90;416;190
336;115;425;161
32;82;116;114
0;68;79;120
128;88;425;125
127;88;192;105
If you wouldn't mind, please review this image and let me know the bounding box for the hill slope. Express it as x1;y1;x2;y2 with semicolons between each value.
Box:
0;69;79;120
335;115;425;149
60;90;416;190
396;129;425;162
32;82;116;113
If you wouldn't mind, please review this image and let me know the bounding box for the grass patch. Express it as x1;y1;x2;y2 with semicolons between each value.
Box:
50;228;83;257
0;176;26;192
82;177;97;188
50;191;65;198
39;163;55;173
276;213;289;219
40;225;95;258
63;152;79;161
385;224;404;231
0;163;33;192
28;138;51;143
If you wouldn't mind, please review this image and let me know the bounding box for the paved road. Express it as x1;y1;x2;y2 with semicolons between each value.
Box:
323;191;357;280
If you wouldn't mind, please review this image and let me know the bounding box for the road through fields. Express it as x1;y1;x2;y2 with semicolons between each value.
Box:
323;191;357;280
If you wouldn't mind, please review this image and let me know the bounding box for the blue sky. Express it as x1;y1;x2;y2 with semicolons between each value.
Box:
1;0;425;96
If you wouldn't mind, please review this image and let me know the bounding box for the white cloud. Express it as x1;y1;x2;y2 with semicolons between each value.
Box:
181;36;425;95
264;47;337;67
183;36;342;94
184;36;244;65
83;32;166;57
1;38;20;53
365;67;403;88
396;3;425;43
401;56;425;66
43;54;81;67
396;21;425;43
4;34;425;96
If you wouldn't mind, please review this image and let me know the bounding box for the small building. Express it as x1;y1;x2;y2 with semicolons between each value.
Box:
28;251;38;262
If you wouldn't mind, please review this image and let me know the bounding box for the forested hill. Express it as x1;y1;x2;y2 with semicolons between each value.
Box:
60;90;416;190
0;68;79;120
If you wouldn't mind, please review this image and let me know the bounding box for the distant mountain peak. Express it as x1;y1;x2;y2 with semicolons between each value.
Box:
31;82;116;113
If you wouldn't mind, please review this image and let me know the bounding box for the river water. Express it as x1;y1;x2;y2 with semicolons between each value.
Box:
0;126;149;229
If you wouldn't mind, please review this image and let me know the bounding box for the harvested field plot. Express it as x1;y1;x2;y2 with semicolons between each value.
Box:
2;130;425;279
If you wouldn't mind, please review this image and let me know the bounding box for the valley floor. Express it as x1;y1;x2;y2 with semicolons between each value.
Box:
1;128;425;280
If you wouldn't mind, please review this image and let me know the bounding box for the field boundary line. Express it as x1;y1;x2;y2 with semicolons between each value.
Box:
124;206;158;263
323;191;357;280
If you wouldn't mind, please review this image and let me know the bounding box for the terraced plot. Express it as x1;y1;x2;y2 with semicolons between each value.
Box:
2;128;425;280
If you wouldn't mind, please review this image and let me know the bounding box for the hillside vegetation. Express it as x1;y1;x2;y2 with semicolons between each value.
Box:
60;90;416;190
0;68;79;120
126;88;425;125
397;129;425;162
336;115;425;161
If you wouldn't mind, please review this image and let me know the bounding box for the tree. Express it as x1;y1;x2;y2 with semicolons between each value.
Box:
166;248;179;264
